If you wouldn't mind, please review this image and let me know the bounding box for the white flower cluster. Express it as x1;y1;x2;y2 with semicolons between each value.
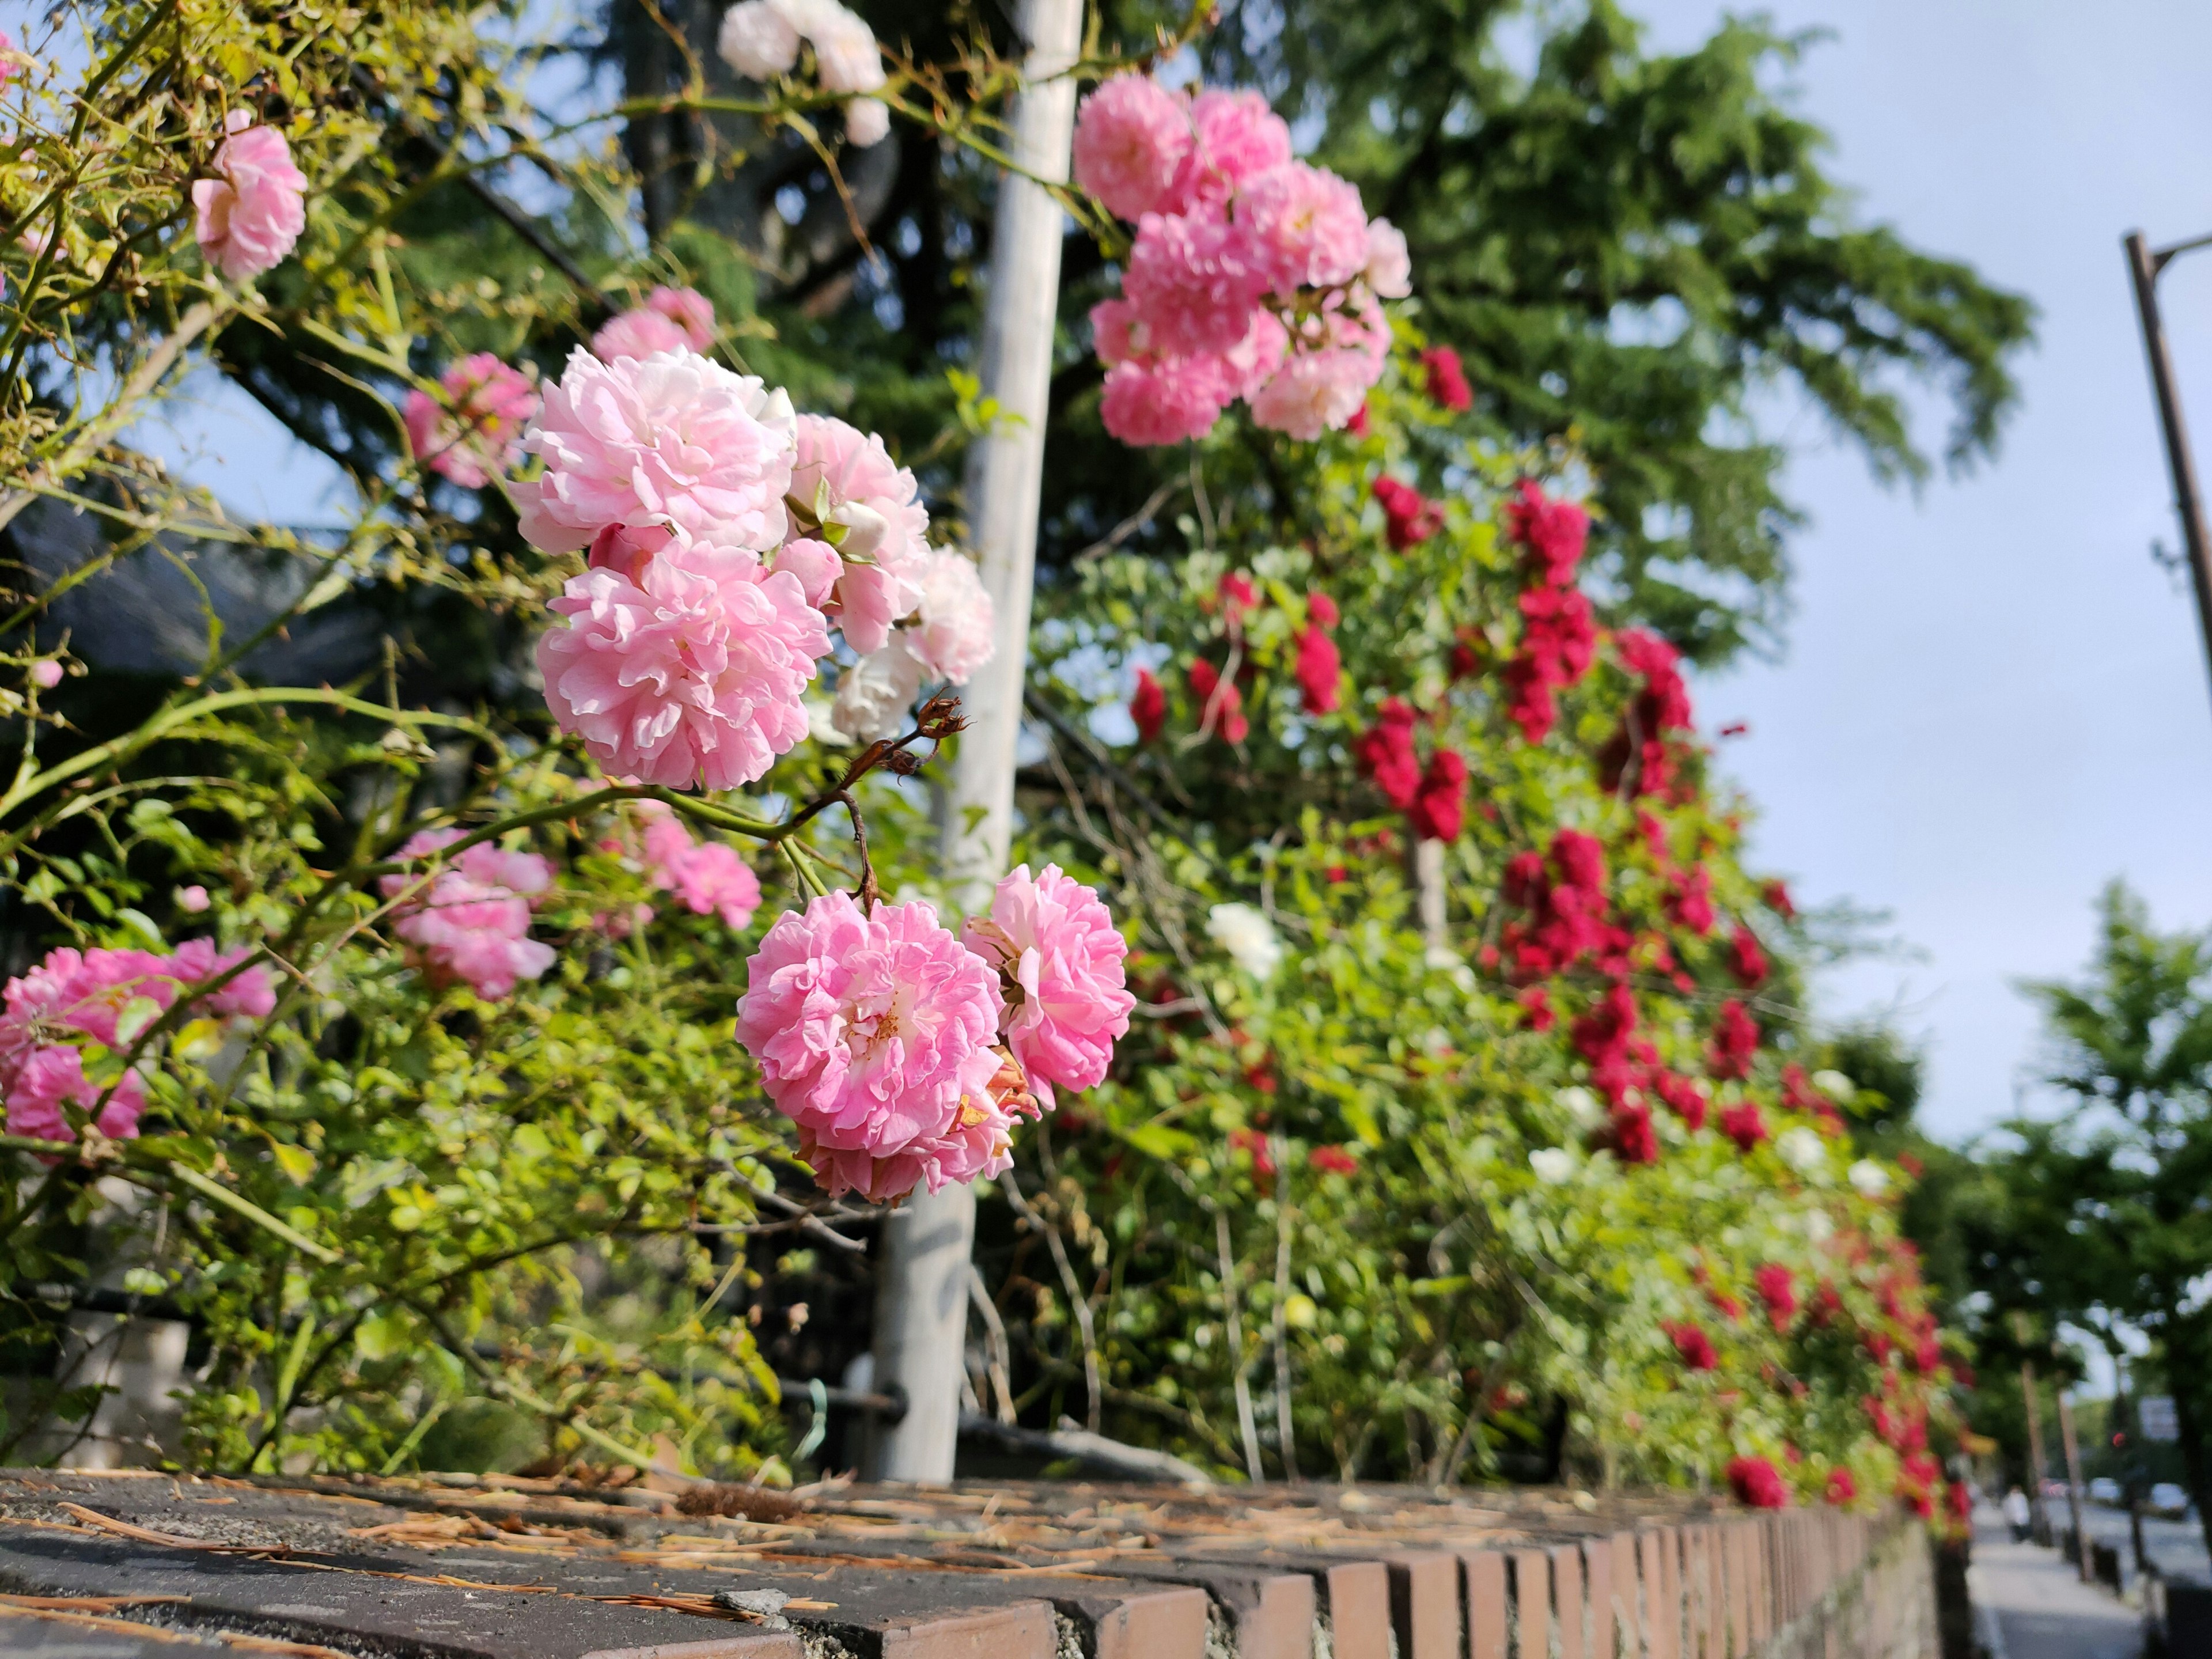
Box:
718;0;891;146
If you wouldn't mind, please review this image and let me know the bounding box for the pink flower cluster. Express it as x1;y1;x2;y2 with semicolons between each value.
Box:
734;867;1130;1200
639;806;762;930
381;831;557;1001
1500;483;1594;743
404;354;539;488
1075;75;1409;447
1;941;276;1143
192;111;308;282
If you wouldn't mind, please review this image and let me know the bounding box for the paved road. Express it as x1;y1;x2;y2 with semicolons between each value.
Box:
2070;1502;2212;1589
1972;1509;2142;1659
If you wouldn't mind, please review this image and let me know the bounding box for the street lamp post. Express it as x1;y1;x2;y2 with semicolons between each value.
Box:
2124;229;2212;706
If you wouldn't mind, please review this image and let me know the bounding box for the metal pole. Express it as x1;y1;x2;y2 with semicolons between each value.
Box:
2022;1362;2052;1542
2124;231;2212;705
2056;1383;2092;1583
862;0;1082;1484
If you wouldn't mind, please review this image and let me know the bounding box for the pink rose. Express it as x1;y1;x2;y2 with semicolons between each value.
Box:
1124;211;1269;358
1235;162;1370;293
961;864;1133;1111
515;347;798;555
789;415;930;654
403;354;539;488
380;831;557;1002
736;892;1013;1200
646;285;717;350
1073;74;1192;221
592;308;692;362
1162;88;1293;217
537;534;829;790
191;112;308;282
640;809;763;930
1100;355;1231;448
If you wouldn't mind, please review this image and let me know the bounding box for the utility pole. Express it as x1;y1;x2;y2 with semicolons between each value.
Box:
2124;229;2212;709
2022;1362;2052;1542
2056;1383;2092;1583
862;0;1082;1483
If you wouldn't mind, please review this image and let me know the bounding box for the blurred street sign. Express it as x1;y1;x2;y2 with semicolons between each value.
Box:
2141;1396;2179;1442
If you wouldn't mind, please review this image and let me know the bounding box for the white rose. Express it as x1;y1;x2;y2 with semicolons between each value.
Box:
1556;1085;1604;1128
1847;1160;1890;1199
1207;903;1283;982
844;96;891;148
718;0;802;79
830;640;923;742
1812;1069;1855;1099
1776;1126;1827;1176
1529;1147;1574;1185
1803;1210;1835;1244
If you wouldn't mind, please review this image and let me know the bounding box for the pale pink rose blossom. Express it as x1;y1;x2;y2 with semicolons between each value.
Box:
1124;211;1269;358
1215;306;1291;402
176;884;211;913
167;937;278;1022
1090;296;1154;367
0;29;31;88
404;354;539;488
514;347;797;555
844;97;891;148
191;111;309;282
717;0;802;78
29;659;61;689
806;2;885;94
1236;162;1370;293
1099;355;1230;447
735;892;1010;1201
1162;88;1293;217
537;536;829;790
9;1047;146;1142
1249;348;1376;441
1073;75;1192;220
961;864;1133;1111
591;308;691;363
380;831;556;1002
1364;218;1412;299
789;415;930;654
907;551;995;686
639;810;763;930
1;946;178;1060
646;285;717;350
771;535;841;607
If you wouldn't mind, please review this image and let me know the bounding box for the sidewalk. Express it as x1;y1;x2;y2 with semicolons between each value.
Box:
1972;1508;2142;1659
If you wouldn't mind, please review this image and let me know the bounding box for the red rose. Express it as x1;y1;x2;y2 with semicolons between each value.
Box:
1726;1456;1789;1510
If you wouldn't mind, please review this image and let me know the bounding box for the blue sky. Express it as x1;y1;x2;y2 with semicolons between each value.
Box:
1634;0;2212;1142
127;0;2212;1146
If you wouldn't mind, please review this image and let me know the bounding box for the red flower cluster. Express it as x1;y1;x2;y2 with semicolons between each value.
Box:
1709;999;1759;1080
1763;879;1797;920
1130;667;1166;743
1217;570;1260;630
1666;1321;1718;1371
1407;751;1467;842
1754;1264;1797;1331
1422;345;1472;412
1652;1070;1709;1131
1729;923;1769;988
1667;866;1715;934
1611;1099;1658;1164
1309;1143;1358;1175
1500;483;1595;743
1572;981;1656;1105
1824;1468;1858;1508
1719;1099;1768;1153
1188;658;1249;744
1297;590;1342;714
1373;475;1444;548
1727;1456;1790;1510
1355;696;1421;807
1501;830;1623;979
1601;627;1696;798
1228;1126;1277;1178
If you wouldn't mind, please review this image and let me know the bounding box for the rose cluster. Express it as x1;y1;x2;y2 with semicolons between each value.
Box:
0;941;276;1143
1073;75;1411;446
1499;483;1595;743
735;864;1134;1200
489;343;994;783
717;0;891;147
